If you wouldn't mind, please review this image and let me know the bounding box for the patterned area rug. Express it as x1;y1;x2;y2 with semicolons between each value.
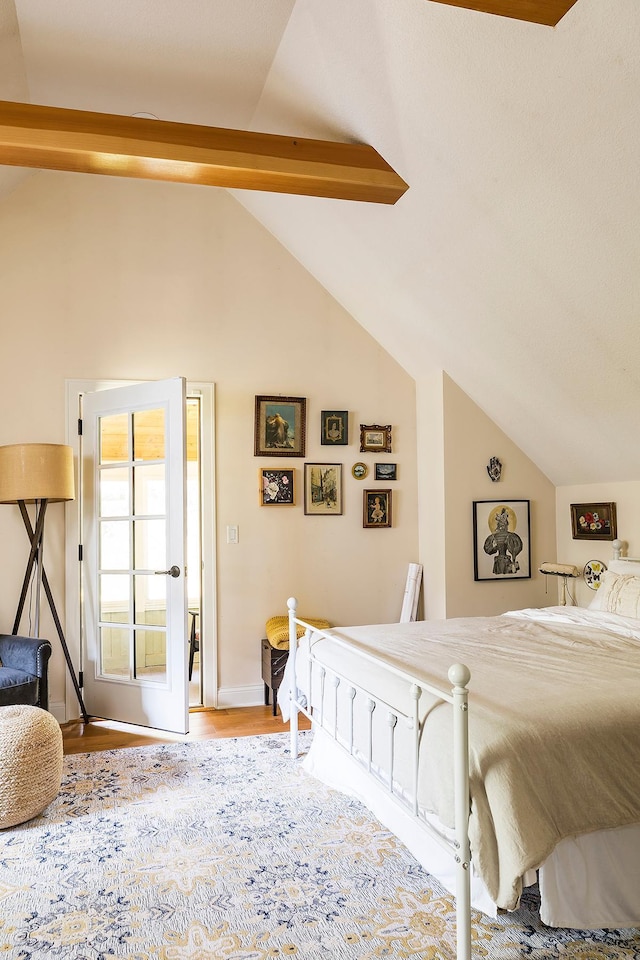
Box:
1;731;639;959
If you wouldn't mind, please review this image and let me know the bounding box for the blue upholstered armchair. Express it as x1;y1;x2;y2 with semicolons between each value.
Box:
0;635;52;710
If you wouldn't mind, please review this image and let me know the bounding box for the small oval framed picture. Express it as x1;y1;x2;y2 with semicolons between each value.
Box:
352;462;369;480
374;462;397;481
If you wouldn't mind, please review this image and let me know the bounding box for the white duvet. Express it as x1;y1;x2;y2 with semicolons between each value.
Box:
282;607;640;911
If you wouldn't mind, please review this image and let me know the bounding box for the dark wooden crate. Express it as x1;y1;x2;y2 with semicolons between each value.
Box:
261;638;289;716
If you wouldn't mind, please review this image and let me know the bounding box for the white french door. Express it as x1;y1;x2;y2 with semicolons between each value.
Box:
81;378;189;734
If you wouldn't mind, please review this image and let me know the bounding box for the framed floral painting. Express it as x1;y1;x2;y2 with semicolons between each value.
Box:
259;468;295;506
570;502;617;540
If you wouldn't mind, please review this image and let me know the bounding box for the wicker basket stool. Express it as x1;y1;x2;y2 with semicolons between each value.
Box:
0;704;63;829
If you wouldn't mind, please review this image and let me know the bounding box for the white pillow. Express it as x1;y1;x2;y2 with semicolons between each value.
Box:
589;570;640;618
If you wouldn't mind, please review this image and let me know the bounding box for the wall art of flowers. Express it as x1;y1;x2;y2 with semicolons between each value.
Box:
578;511;609;533
570;501;617;541
260;469;295;505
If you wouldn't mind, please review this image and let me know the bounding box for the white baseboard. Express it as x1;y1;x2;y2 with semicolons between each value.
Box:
49;700;67;724
51;687;266;721
216;684;265;709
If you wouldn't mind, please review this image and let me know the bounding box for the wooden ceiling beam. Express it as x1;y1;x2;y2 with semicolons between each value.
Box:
426;0;580;26
0;100;409;205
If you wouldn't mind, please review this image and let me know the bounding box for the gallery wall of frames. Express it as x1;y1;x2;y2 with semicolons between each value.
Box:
254;395;398;528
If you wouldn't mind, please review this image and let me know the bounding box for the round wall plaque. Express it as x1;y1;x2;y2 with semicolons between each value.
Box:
584;559;607;590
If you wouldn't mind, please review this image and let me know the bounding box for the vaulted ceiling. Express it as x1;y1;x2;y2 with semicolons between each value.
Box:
1;0;638;486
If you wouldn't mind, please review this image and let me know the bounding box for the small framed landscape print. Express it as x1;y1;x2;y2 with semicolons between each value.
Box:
363;489;392;528
570;502;617;541
360;424;392;454
304;463;343;515
260;468;295;506
255;396;306;457
352;462;368;480
321;411;348;446
473;499;531;581
375;462;397;481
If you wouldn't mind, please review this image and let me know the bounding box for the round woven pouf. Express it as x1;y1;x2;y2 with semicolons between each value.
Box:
0;704;63;829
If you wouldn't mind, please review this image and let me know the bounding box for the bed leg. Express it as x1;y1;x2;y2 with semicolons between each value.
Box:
288;596;299;757
456;860;471;960
449;663;472;960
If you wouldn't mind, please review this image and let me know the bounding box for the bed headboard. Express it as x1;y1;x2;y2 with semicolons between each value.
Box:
611;539;640;575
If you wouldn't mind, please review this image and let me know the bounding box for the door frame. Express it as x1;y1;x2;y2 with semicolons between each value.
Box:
64;378;217;724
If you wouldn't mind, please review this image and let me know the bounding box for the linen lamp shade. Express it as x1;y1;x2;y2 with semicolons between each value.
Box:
0;444;75;504
538;562;580;578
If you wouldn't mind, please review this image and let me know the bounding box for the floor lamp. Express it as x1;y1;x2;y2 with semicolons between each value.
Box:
0;442;89;722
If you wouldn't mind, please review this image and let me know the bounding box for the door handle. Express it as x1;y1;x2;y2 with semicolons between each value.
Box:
154;565;181;577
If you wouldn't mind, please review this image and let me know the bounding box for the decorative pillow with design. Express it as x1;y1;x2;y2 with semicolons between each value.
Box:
589;570;640;618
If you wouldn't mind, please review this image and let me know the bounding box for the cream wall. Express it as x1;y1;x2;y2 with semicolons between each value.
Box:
0;171;419;716
556;481;640;608
417;374;557;617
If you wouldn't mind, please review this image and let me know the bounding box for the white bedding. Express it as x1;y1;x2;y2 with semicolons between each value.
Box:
280;606;640;916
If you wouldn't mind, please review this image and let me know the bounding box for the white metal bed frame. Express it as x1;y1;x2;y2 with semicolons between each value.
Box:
286;596;474;960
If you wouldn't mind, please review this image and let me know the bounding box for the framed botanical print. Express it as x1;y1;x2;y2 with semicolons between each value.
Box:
321;411;348;446
255;396;306;457
472;499;531;581
304;463;343;515
359;424;392;453
259;468;295;505
363;489;392;528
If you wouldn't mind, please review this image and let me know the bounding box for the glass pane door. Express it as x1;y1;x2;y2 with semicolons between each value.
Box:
82;378;188;733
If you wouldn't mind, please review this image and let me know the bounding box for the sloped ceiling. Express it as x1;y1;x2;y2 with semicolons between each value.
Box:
1;0;639;486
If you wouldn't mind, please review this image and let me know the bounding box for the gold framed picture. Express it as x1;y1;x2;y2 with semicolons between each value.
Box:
359;424;392;453
255;396;306;457
363;489;392;528
570;502;617;541
259;468;295;505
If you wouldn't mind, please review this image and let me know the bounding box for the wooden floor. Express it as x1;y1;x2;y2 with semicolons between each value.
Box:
61;706;311;755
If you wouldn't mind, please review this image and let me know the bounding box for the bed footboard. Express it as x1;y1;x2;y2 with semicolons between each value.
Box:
286;597;472;960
